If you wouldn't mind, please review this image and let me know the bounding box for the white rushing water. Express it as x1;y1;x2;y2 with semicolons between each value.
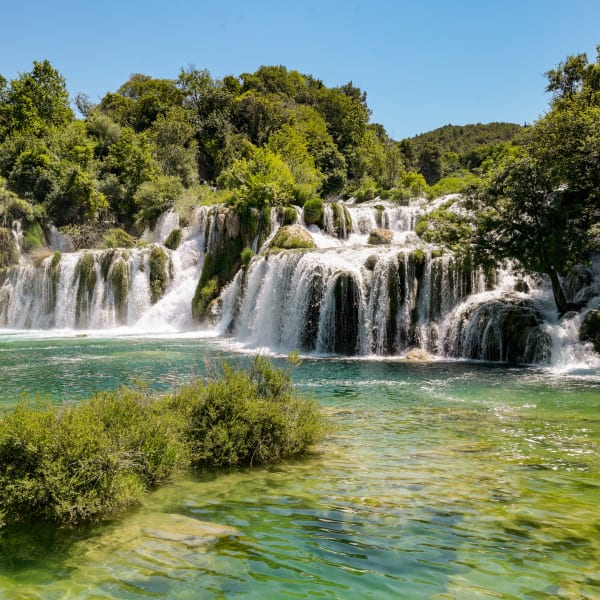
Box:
1;198;599;368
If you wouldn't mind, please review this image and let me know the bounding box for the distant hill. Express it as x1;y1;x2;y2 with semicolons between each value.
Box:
405;122;525;156
397;122;527;184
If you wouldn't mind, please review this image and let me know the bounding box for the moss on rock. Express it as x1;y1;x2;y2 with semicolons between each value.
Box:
149;246;168;304
0;228;19;269
303;198;324;227
270;225;316;250
164;228;183;251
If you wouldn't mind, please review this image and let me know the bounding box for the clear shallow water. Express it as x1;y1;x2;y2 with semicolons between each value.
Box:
0;333;599;599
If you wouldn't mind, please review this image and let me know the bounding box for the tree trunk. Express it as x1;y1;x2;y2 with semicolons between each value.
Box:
547;267;569;316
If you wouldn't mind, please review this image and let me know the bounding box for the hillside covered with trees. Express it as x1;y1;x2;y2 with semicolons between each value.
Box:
0;61;525;264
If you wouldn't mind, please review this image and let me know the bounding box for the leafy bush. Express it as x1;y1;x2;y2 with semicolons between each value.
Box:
353;176;379;202
102;228;137;249
0;390;188;527
134;176;183;226
241;247;254;267
0;359;325;528
178;357;325;468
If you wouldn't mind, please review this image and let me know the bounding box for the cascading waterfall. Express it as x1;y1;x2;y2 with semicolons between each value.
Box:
0;206;218;331
2;197;599;367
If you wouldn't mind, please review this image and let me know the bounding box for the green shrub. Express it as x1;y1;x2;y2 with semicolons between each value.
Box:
282;206;297;225
241;247;254;267
0;390;188;527
0;359;325;528
164;228;183;250
149;246;168;304
179;357;325;468
353;176;379;202
303;198;324;226
22;222;46;252
102;228;137;249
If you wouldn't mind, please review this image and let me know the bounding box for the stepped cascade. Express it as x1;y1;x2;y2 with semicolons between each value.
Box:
1;198;599;366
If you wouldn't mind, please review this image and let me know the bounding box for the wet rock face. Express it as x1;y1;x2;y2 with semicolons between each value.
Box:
446;297;552;364
580;309;600;353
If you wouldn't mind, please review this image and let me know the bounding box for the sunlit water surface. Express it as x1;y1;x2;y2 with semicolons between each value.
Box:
0;332;599;599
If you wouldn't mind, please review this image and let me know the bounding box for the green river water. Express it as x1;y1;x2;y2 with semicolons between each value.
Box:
0;332;599;599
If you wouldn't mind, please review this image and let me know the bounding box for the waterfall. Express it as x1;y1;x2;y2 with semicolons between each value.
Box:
0;206;218;332
2;198;599;367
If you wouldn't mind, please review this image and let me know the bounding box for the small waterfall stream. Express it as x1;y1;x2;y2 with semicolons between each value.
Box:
1;198;598;367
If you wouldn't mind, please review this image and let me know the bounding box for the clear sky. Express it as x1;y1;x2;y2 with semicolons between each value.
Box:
1;0;599;139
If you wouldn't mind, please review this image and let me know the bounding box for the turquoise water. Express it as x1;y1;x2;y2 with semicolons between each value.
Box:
0;332;599;599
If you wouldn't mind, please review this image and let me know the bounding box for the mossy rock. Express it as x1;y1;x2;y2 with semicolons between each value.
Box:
364;255;378;271
22;222;46;252
281;206;298;226
303;198;324;227
580;309;600;353
164;228;183;251
368;228;393;245
102;228;137;249
149;246;168;304
405;348;431;361
192;236;243;321
270;225;316;250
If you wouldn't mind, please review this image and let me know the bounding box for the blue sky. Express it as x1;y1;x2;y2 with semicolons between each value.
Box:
1;0;599;139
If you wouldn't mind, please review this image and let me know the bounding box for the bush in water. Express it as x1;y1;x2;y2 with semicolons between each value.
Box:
0;358;326;528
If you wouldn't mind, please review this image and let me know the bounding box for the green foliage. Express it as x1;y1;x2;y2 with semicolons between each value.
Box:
102;228;137;249
164;228;183;250
218;145;296;207
281;205;297;225
0;60;73;138
149;246;168;304
21;221;46;252
416;202;473;252
0;227;19;268
353;176;379;202
0;390;188;527
134;175;183;226
427;174;480;199
180;356;325;468
302;197;324;226
241;247;254;267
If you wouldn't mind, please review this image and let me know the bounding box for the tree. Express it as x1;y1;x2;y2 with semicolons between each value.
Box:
473;48;600;315
418;142;442;185
0;60;73;138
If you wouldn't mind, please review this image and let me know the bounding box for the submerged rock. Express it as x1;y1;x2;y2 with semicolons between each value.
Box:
445;297;551;364
405;348;431;361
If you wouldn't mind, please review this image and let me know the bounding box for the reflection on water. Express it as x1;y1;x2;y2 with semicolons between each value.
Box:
0;334;599;598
